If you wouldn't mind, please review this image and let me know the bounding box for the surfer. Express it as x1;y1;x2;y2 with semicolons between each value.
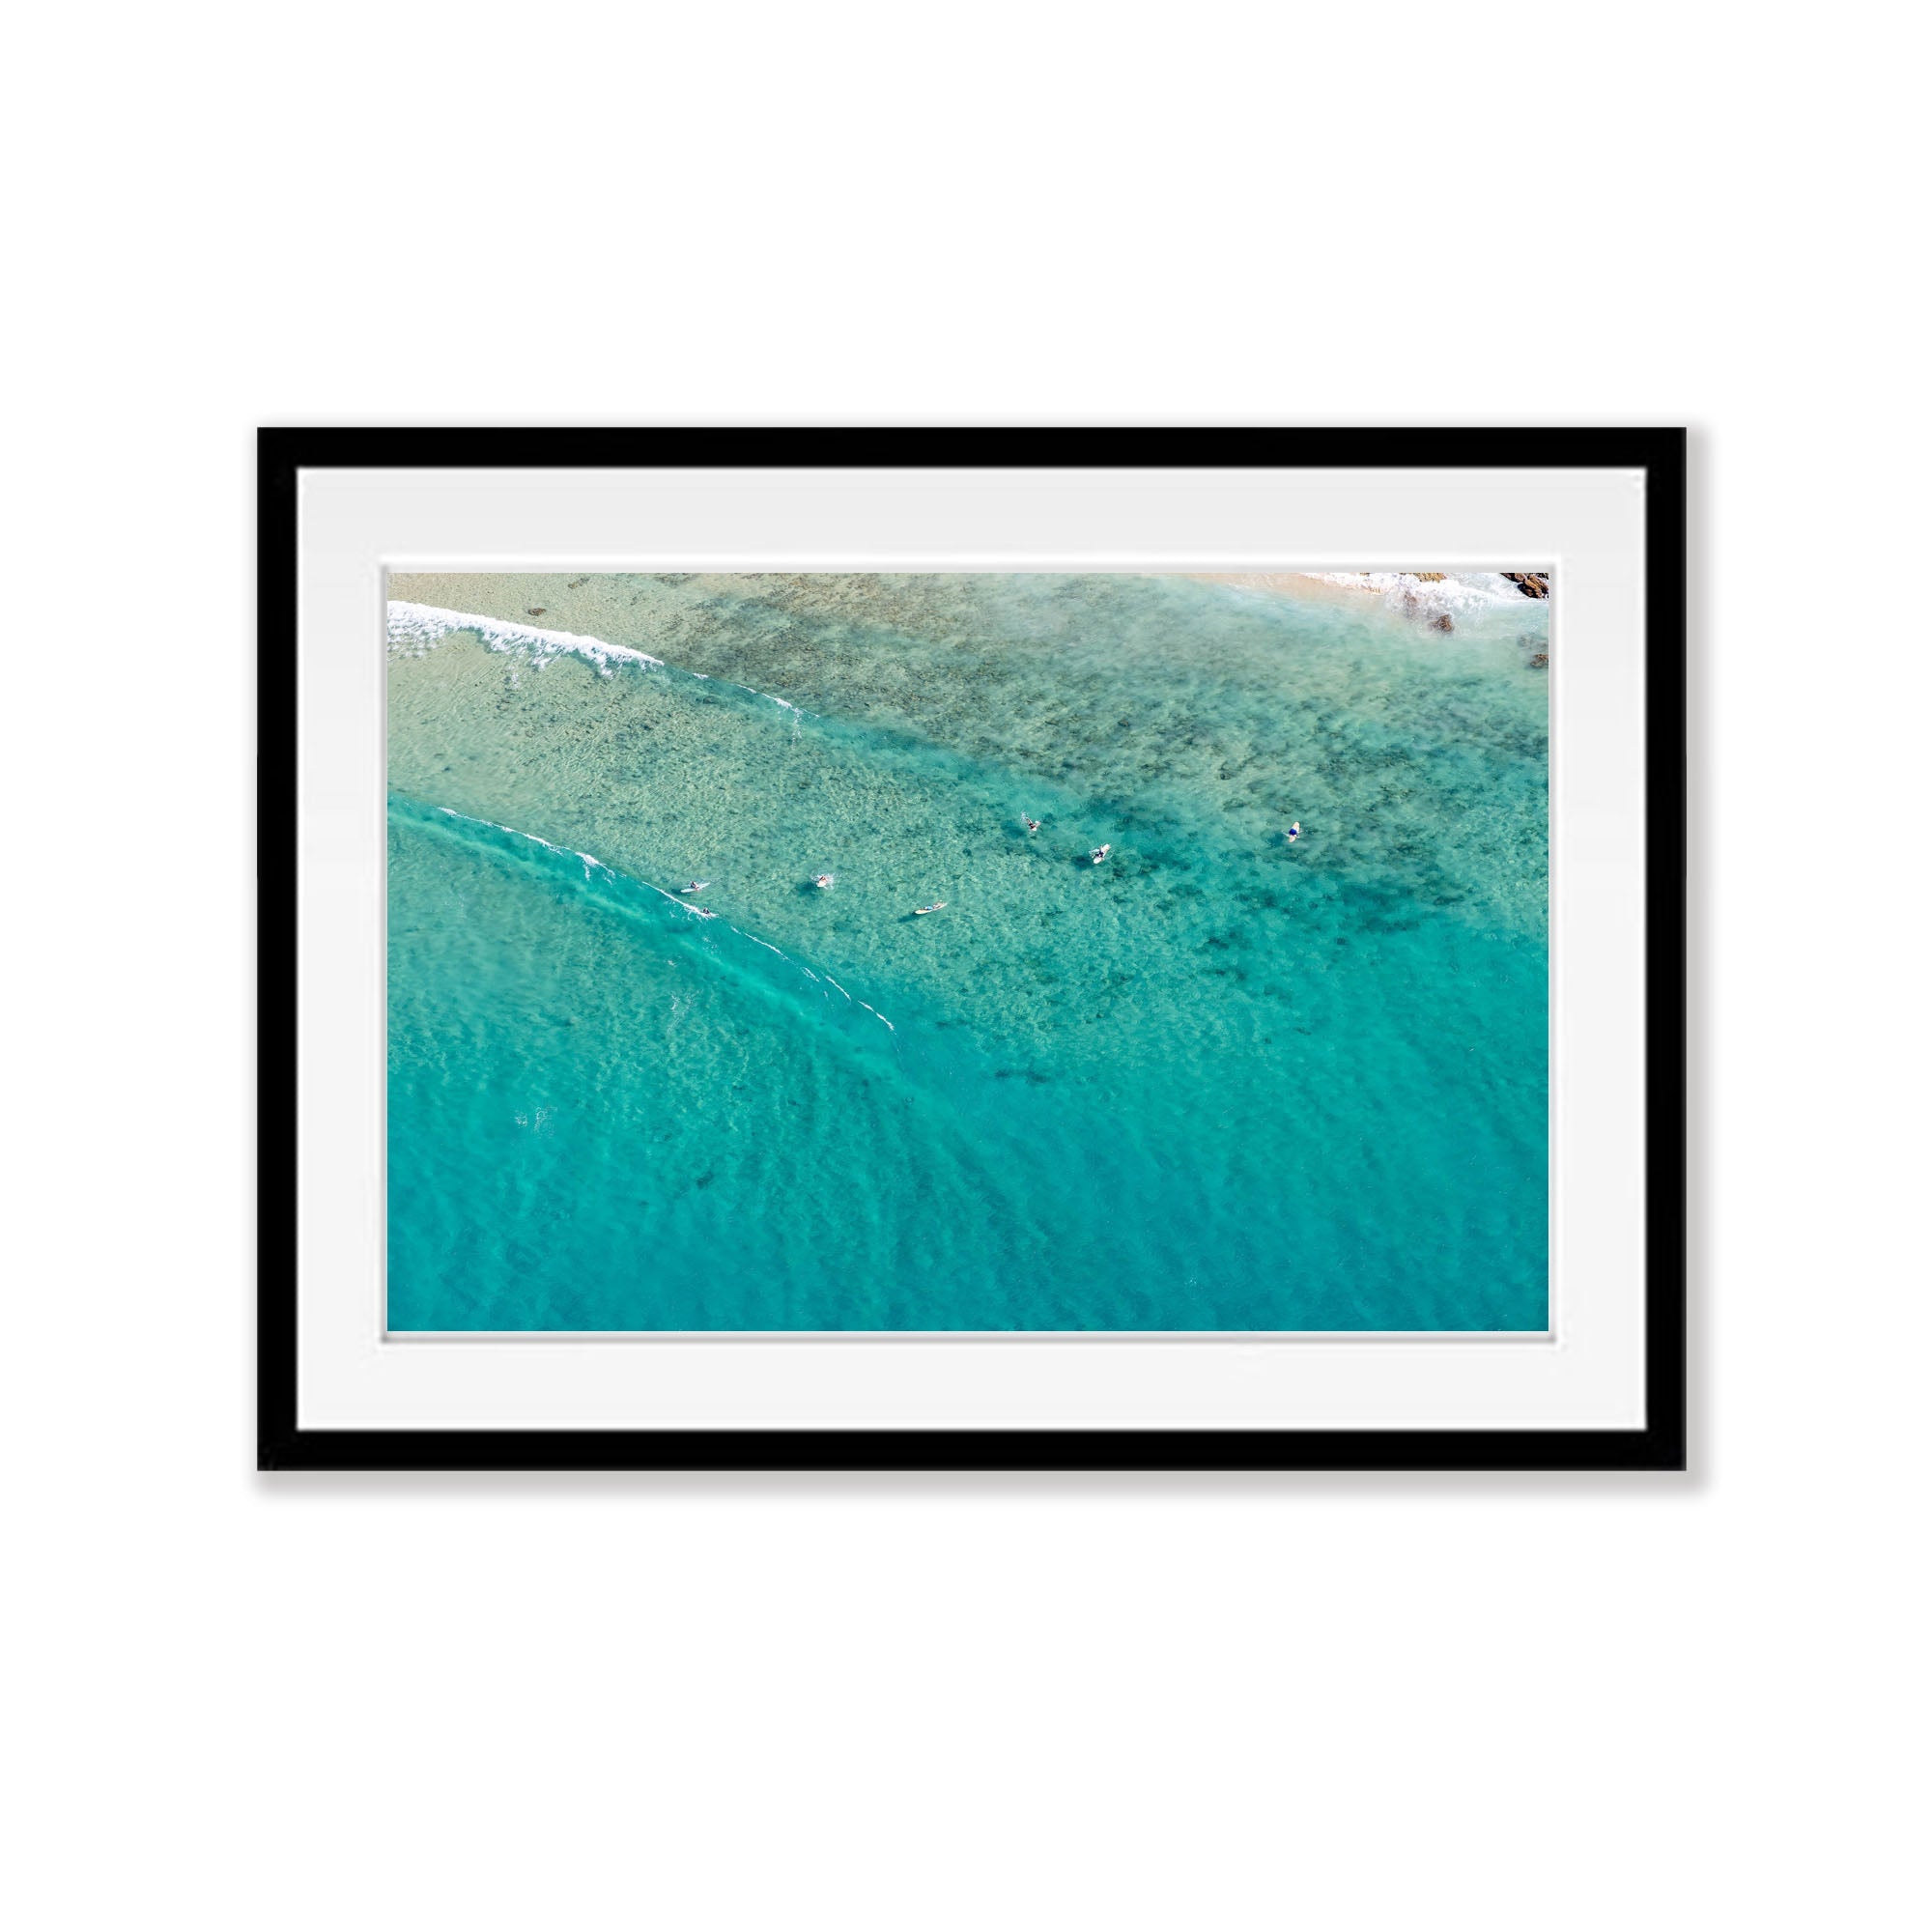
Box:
914;901;948;915
1022;816;1041;835
1090;843;1112;865
693;907;718;921
679;881;709;894
814;873;835;890
1286;822;1302;844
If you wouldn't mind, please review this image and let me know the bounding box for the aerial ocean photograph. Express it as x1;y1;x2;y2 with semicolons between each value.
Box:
385;570;1551;1332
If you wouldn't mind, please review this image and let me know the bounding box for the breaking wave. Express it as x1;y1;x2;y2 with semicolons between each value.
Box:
387;599;810;725
1298;571;1543;620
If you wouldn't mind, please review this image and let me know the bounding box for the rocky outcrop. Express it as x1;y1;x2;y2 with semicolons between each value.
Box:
1504;572;1549;599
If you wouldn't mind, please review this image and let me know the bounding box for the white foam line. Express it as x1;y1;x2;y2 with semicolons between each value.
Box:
625;872;698;918
390;599;667;671
759;691;810;724
389;599;815;721
428;796;898;1029
1296;571;1532;612
439;805;572;855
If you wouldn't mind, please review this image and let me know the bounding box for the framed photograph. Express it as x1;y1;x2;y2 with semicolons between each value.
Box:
260;428;1685;1470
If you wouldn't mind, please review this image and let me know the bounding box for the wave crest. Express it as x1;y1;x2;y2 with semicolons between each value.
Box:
388;600;809;728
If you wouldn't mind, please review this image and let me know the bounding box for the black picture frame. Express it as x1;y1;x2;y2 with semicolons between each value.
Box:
259;427;1686;1473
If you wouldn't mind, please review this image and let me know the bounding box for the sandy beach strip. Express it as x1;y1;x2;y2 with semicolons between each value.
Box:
1183;572;1367;604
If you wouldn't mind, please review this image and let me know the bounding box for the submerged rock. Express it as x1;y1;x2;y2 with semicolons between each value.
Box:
1431;613;1454;633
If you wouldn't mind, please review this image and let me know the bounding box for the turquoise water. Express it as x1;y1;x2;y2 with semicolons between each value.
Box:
385;572;1549;1330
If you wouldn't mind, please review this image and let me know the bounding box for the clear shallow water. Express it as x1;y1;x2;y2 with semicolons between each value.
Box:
386;572;1549;1329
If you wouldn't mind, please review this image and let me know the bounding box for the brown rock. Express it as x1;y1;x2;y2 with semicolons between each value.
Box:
1431;613;1454;633
1503;572;1549;599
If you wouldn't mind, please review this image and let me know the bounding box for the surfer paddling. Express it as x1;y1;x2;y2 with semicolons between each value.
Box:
1089;843;1112;865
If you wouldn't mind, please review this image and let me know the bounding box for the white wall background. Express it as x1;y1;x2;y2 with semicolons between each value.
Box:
3;4;1923;1927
